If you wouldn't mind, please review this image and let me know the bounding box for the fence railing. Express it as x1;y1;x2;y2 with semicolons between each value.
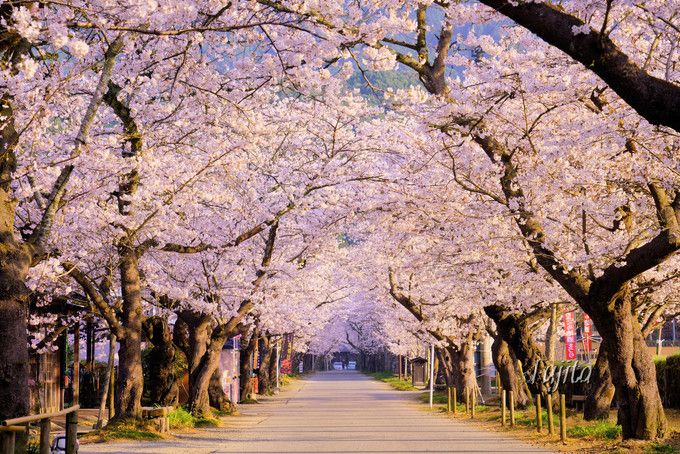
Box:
0;405;79;454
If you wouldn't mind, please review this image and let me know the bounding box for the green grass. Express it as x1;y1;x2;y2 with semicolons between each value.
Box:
646;442;678;454
167;407;220;429
167;407;195;429
418;389;447;404
82;419;163;442
194;416;220;427
567;420;622;440
366;372;416;391
280;373;299;387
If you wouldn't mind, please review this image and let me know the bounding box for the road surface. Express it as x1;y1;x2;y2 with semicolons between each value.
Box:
81;370;551;453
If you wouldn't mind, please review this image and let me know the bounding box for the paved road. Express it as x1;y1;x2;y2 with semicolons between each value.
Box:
81;370;551;453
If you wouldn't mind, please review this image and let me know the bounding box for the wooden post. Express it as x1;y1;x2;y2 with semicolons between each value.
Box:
464;387;469;414
471;388;476;419
40;418;51;454
108;334;116;421
73;323;80;405
66;410;78;454
1;432;15;454
509;391;515;427
447;386;452;413
560;394;567;444
452;387;457;415
535;394;542;432
60;330;67;410
547;394;554;435
501;390;506;426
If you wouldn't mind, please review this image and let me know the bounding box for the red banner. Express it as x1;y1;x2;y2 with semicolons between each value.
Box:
583;313;592;352
563;310;577;360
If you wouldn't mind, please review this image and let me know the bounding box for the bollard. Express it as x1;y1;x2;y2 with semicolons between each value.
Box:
547;394;554;435
453;387;457;415
509;392;515;427
535;394;542;433
501;390;507;426
66;410;78;454
40;418;51;454
465;387;470;414
447;386;452;413
559;394;567;444
471;388;476;419
1;432;16;454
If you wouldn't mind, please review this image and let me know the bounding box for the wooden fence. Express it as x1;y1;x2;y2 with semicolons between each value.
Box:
0;405;79;454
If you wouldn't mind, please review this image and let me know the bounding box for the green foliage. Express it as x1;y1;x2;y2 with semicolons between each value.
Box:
366;371;416;391
567;420;622;440
26;443;40;454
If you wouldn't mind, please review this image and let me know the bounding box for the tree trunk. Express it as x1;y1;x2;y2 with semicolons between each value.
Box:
491;335;530;407
240;329;258;401
268;342;279;390
188;354;217;417
0;236;31;421
114;244;143;419
584;346;615;420
143;317;178;406
188;336;224;418
544;303;559;364
258;336;273;395
0;104;30;421
175;311;212;406
587;287;666;439
450;339;476;396
209;367;234;412
96;333;116;428
436;347;455;390
485;305;550;396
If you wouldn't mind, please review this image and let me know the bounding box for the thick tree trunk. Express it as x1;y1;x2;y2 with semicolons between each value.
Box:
176;311;212;403
240;329;258;401
143;317;178;406
114;244;143;419
0;237;31;421
436;347;455;390
258;336;273;395
188;337;224;417
587;287;666;439
485;305;550;396
450;338;476;396
209;367;233;412
584;346;615;420
491;335;530;407
268;343;279;390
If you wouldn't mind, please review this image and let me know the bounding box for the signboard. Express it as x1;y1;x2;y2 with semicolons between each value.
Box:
563;310;577;360
583;313;592;352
